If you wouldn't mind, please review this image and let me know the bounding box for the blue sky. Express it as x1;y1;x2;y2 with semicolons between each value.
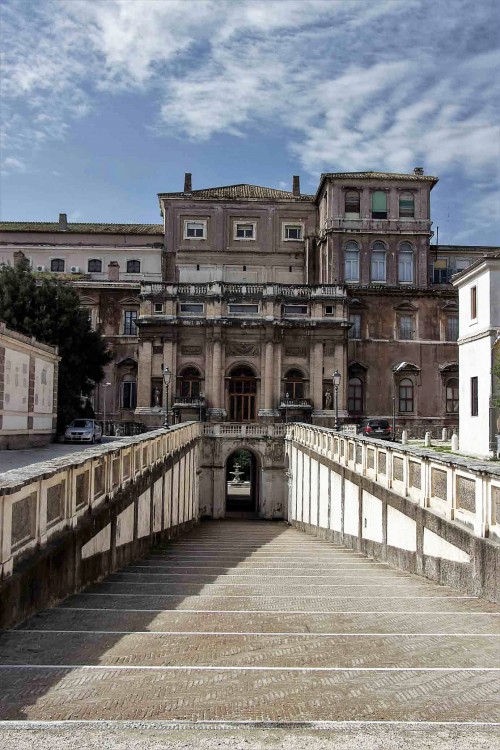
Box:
1;0;499;245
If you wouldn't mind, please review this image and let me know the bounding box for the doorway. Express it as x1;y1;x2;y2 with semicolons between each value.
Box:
229;366;257;421
225;449;258;514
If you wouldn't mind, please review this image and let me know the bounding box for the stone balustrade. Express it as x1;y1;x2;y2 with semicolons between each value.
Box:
0;422;202;582
286;424;500;600
141;281;345;300
203;423;286;438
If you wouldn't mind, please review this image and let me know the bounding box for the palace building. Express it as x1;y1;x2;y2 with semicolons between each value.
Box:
1;169;495;436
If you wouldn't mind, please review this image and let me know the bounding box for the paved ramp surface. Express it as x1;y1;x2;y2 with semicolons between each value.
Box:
0;520;498;739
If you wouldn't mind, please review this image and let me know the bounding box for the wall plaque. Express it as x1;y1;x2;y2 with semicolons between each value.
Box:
181;345;202;355
284;347;306;357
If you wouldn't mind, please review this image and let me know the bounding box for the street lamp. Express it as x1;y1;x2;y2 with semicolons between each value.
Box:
285;392;290;424
332;370;341;431
102;382;111;436
163;367;171;428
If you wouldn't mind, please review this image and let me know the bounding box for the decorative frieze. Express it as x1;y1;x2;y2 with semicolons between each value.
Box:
226;342;259;356
181;345;203;355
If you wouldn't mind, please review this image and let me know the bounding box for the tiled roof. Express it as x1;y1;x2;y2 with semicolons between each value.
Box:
320;171;438;182
0;222;163;234
158;184;314;201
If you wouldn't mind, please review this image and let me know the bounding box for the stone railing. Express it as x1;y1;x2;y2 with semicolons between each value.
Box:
286;424;500;600
323;217;431;234
141;282;345;300
203;423;286;438
0;422;202;580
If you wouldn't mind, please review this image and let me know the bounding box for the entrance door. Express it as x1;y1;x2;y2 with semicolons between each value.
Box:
226;450;257;514
229;367;257;422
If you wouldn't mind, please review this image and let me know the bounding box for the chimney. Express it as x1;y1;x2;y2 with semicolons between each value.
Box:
58;213;68;230
108;261;120;281
413;167;424;176
184;172;192;193
292;175;300;196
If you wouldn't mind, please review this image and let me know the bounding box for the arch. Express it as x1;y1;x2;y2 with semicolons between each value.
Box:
371;240;387;282
126;259;141;273
228;366;257;422
398;241;414;283
177;365;202;400
344;240;360;282
398;378;414;413
225;448;259;515
284;368;305;400
50;258;65;272
88;259;102;273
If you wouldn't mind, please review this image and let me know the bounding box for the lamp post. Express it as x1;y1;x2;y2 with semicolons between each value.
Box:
285;392;290;424
332;370;341;431
102;382;111;436
163;367;171;428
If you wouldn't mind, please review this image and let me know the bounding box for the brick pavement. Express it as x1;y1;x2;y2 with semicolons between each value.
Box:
0;520;498;724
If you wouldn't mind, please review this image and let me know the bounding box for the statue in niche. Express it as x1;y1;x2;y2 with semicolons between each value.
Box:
153;386;161;407
324;390;333;409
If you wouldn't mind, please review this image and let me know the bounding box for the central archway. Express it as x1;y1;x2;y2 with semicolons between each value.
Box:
225;449;258;515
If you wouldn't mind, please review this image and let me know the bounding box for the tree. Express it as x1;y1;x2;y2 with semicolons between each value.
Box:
0;258;112;430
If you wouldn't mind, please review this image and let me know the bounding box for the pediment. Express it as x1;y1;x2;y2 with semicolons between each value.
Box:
393;361;421;373
394;299;418;312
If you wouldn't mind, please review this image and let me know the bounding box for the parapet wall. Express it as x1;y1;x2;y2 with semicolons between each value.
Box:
286;424;500;601
0;422;202;629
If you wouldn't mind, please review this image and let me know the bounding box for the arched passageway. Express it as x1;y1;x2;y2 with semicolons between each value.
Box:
225;449;258;514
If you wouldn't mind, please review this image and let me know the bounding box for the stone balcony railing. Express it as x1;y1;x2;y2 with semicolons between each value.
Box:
279;398;313;409
141;282;346;300
321;217;432;234
203;423;286;438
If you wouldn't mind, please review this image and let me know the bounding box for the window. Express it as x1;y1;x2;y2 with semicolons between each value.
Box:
283;304;308;316
399;192;415;218
344;240;360;282
179;302;204;315
123;310;138;335
371;191;387;219
153;302;164;314
284;224;303;240
349;313;361;339
446;316;459;341
228;304;259;314
88;259;102;273
471;376;478;416
126;260;141;273
470;286;477;320
371;241;386;282
344;190;360;217
433;259;450;284
179;367;201;400
446;378;459;413
235;222;255;239
324;305;335;316
398;242;414;283
121;377;137;409
399;378;414;412
51;258;65;272
348;377;363;415
185;220;206;239
284;369;304;400
398;315;414;340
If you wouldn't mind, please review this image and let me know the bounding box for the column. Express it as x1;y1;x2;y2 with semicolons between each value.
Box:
136;339;152;408
312;340;324;412
212;336;222;409
264;339;274;410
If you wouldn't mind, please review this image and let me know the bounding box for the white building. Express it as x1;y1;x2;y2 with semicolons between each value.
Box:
453;252;500;458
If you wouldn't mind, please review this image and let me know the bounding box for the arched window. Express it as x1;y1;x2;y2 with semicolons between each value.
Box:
126;260;141;273
88;259;102;273
344;240;360;282
371;241;386;282
399;192;415;218
51;258;65;272
398;242;414;283
284;369;304;400
399;378;414;413
348;377;363;415
178;367;201;400
344;190;360;217
371;191;387;219
121;375;137;409
446;378;459;413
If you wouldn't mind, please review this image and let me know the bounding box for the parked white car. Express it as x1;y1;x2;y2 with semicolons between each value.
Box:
64;419;102;443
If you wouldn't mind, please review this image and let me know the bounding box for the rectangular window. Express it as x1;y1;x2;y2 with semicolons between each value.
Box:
446;316;458;341
185;220;206;239
284;224;303;240
349;314;361;339
122;381;137;409
371;191;387;219
398;315;413;340
153;303;164;314
123;310;138;335
470;286;477;320
324;305;335;316
235;222;255;239
471;376;478;416
179;302;204;315
228;304;259;314
283;304;308;316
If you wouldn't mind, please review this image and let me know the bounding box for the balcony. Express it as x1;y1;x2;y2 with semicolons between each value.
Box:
141;282;346;301
322;217;432;235
172;395;206;422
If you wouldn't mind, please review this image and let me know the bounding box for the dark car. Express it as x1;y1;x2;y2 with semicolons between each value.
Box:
362;419;392;440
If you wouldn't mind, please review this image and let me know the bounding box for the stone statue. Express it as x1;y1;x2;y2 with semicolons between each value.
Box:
324;390;333;409
153;386;161;407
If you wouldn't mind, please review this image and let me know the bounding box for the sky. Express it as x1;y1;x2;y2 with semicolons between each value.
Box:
1;0;499;246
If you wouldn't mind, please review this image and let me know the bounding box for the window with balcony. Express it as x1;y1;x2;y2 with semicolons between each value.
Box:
398;242;414;283
349;313;361;339
399;192;415;218
399;378;414;413
123;310;138;335
446;378;459;413
284;369;305;400
88;259;102;273
126;260;141;273
178;366;202;400
185;220;206;239
344;240;360;282
234;222;255;240
51;258;65;272
371;241;387;282
371;191;387;219
344;190;360;218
